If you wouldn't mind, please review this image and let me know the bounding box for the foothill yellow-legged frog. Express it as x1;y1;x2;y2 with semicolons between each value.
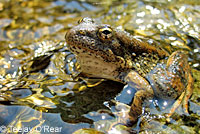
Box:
65;17;193;124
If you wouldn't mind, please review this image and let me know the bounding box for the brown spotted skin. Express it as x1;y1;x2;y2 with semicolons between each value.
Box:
65;18;193;124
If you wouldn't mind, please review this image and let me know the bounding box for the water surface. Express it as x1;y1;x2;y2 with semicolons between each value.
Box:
0;0;199;133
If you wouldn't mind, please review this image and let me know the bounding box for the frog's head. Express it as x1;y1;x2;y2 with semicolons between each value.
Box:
65;18;128;81
65;17;120;61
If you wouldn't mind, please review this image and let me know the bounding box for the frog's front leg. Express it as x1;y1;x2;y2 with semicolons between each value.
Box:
125;71;154;124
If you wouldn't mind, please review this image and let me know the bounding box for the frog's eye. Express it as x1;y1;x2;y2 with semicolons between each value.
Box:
98;26;113;40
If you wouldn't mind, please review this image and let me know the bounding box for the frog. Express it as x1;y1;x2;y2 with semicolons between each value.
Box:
65;17;193;124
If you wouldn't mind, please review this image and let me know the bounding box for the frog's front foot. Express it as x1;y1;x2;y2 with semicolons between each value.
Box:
125;71;154;124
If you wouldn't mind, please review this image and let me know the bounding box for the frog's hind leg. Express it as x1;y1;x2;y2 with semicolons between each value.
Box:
166;91;185;118
166;51;194;118
166;72;193;118
182;72;193;114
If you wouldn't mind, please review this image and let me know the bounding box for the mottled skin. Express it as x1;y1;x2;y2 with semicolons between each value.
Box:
65;18;193;124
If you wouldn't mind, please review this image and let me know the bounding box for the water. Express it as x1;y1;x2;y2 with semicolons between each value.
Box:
0;0;199;133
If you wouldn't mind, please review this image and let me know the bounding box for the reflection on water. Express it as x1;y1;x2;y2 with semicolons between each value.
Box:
0;0;200;133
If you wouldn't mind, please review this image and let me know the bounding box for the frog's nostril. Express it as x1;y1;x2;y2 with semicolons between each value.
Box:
78;17;94;24
79;30;86;35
